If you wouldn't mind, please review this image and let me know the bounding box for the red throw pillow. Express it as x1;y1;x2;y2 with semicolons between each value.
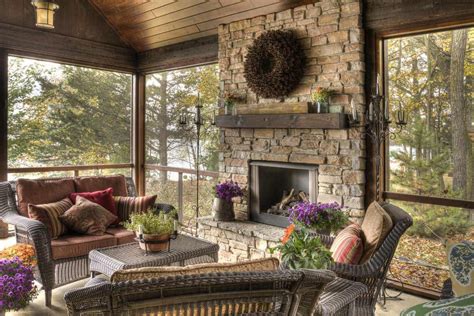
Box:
69;188;118;223
330;223;364;264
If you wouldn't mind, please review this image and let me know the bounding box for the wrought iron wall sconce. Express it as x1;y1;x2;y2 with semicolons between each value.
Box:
349;74;408;201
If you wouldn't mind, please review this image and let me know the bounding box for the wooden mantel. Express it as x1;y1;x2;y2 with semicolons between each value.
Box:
215;113;349;129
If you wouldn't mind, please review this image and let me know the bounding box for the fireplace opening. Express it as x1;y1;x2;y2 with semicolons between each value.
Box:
249;161;318;227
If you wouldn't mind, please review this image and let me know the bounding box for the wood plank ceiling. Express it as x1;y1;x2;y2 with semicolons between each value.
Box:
89;0;311;52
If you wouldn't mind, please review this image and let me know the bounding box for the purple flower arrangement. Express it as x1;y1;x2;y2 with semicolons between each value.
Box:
215;180;243;203
0;257;38;312
289;201;348;233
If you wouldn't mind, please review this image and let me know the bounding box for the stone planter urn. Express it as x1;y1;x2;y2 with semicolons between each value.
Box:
137;232;170;252
212;198;235;221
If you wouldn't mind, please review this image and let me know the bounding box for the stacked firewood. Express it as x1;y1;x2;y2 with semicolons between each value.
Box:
266;189;309;216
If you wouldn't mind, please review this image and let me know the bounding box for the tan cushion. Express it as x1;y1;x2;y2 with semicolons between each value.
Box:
105;226;135;245
360;201;393;263
28;198;72;239
16;178;75;217
59;196;117;235
51;234;116;260
111;258;280;283
74;175;128;197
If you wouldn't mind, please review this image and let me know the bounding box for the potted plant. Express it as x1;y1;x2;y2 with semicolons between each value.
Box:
311;87;334;113
212;180;243;221
223;91;245;115
270;224;333;270
0;244;37;267
289;201;348;235
0;257;38;315
123;210;177;252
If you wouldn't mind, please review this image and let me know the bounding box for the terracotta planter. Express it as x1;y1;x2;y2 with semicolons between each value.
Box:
138;233;170;252
212;197;235;221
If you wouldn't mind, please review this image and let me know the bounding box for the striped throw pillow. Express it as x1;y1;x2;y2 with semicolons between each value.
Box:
330;223;364;264
114;195;157;221
28;198;73;239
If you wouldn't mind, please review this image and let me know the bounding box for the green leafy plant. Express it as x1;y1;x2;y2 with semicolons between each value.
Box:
311;87;334;103
270;224;334;270
123;210;177;235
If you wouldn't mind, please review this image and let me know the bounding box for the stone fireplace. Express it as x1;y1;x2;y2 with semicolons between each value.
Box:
250;161;318;227
198;0;366;262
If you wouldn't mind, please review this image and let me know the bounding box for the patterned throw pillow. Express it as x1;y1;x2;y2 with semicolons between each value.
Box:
28;198;72;239
113;195;157;220
59;196;117;236
330;223;364;264
70;187;118;224
447;240;473;297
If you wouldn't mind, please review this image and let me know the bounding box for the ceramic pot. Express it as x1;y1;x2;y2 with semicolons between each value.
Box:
212;197;235;221
138;233;170;252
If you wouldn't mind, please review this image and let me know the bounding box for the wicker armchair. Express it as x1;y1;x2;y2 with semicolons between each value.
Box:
311;202;413;315
0;177;168;307
64;270;336;316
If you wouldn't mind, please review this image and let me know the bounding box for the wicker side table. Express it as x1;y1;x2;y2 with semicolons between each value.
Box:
89;235;219;278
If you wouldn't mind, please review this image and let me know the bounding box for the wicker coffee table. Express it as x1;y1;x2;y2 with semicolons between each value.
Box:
89;235;219;278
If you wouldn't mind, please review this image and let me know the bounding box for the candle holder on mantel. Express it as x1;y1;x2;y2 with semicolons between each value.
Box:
348;75;408;201
178;94;216;234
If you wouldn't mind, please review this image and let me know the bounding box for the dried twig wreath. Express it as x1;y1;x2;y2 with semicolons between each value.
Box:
244;30;306;99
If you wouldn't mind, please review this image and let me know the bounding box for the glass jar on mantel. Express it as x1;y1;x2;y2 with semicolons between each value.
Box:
315;100;329;113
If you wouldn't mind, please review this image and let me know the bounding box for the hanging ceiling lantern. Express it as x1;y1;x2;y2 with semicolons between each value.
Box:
31;0;59;29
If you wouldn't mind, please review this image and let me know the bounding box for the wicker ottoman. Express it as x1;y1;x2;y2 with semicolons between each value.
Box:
89;235;219;277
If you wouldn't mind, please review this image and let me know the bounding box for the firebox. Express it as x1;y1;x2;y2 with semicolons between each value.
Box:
249;161;318;227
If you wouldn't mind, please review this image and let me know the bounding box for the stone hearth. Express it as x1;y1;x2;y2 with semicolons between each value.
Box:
198;217;283;262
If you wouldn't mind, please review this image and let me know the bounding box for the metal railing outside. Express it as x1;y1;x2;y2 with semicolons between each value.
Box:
144;164;219;224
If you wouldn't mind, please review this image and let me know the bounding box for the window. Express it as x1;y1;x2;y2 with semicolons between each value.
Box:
385;27;473;293
7;56;133;179
144;64;219;226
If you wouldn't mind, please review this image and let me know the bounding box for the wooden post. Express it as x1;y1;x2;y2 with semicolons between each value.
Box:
133;73;146;195
178;172;184;222
0;49;7;182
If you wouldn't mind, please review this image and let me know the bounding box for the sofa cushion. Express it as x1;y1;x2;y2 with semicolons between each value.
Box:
360;201;393;263
111;258;280;283
16;178;76;217
60;196;117;236
105;227;135;245
330;223;364;264
70;188;118;224
113;195;157;221
28;198;73;239
74;175;128;197
51;234;116;260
